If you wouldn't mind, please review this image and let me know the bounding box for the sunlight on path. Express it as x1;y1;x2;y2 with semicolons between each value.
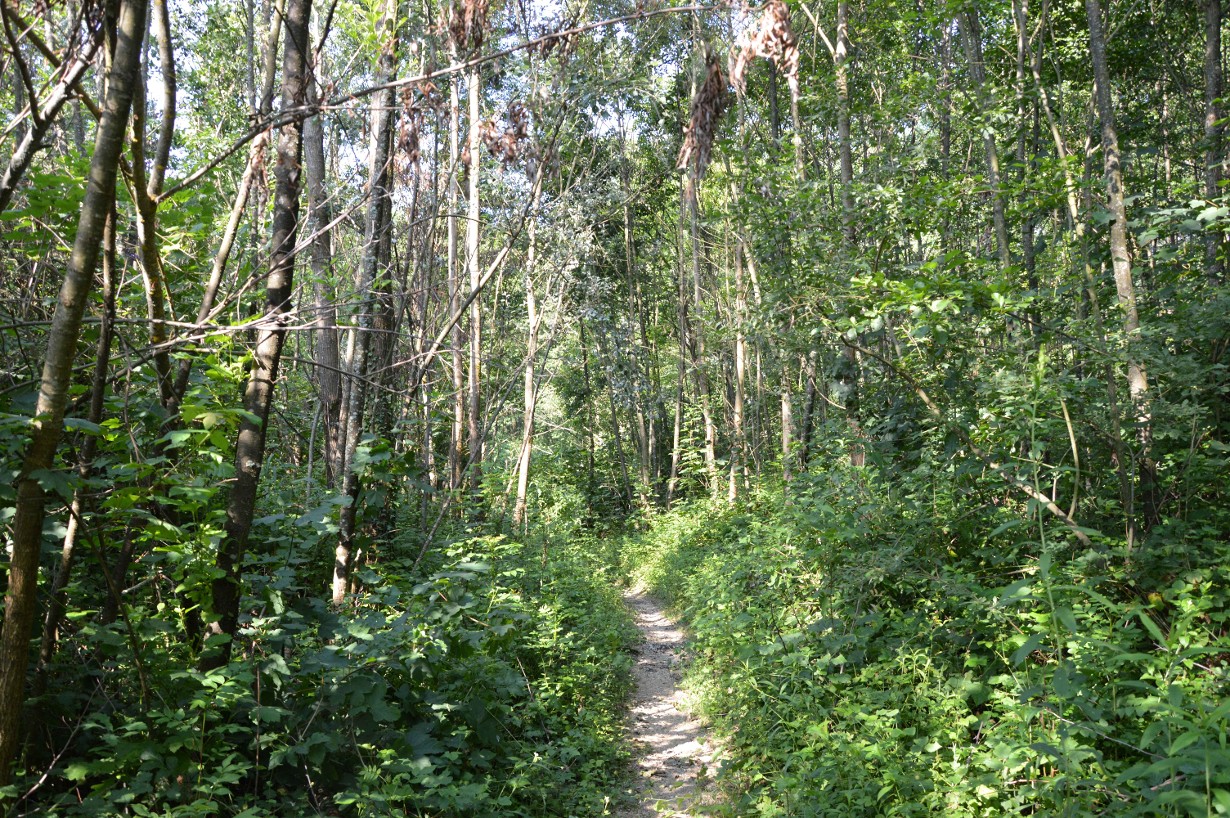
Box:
618;585;717;818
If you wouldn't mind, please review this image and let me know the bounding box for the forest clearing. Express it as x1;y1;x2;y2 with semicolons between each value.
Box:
2;0;1230;814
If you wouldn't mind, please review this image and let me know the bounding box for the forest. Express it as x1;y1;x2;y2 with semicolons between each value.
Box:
2;0;1230;814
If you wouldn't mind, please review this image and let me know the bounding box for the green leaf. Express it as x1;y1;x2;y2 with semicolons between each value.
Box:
1012;632;1046;665
1054;607;1078;633
64;417;102;434
1169;730;1203;755
1136;608;1168;645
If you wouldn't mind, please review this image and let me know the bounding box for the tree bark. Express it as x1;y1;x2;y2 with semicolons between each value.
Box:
1085;0;1157;539
466;62;484;497
960;5;1011;271
303;78;343;485
0;0;146;786
334;0;397;605
1206;0;1224;283
447;64;465;493
512;178;545;528
203;0;311;667
34;203;119;694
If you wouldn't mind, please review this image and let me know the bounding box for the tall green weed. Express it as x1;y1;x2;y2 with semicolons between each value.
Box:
622;472;1230;817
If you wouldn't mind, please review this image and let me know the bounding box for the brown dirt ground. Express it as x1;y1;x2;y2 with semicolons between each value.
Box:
616;585;718;817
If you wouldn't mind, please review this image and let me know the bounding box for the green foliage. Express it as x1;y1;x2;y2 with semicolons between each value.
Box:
21;534;635;817
622;472;1230;817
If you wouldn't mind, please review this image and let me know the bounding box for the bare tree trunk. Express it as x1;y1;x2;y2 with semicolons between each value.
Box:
836;1;853;249
513;180;545;529
127;3;178;410
580;321;598;501
203;0;311;668
303;79;343;485
0;0;146;786
1085;0;1157;539
688;192;719;497
834;0;863;467
960;5;1010;271
172;0;283;403
466;62;484;497
334;0;397;605
622;154;652;505
1206;0;1224;283
447;66;465;492
35;202;118;693
666;349;685;506
728;179;748;502
597;324;634;508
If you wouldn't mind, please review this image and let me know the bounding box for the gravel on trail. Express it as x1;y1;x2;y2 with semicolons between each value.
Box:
617;586;718;818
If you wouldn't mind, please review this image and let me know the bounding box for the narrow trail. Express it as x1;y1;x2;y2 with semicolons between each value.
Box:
618;585;717;817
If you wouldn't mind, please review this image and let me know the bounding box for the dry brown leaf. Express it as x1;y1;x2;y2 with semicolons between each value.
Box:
730;0;800;103
677;48;728;184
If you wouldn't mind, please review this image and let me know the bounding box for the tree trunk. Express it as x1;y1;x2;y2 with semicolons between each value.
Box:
834;0;863;467
0;0;146;786
172;0;283;404
1206;0;1223;283
687;190;720;497
447;65;465;492
1085;0;1157;539
960;6;1011;271
303;80;343;485
203;0;311;668
513;180;545;528
466;62;484;497
334;0;397;605
35;202;118;693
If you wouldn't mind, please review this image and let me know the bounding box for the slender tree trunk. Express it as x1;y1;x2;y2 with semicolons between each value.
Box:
203;0;311;667
688;191;719;497
580;321;598;502
622;155;652;504
447;66;465;492
172;1;283;403
1206;0;1224;283
303;81;343;484
961;5;1011;271
597;324;634;508
513;181;545;528
128;46;176;410
666;347;685;506
466;63;484;497
728;174;748;501
798;351;817;468
836;1;853;249
35;202;118;693
334;0;397;604
1013;0;1041;346
834;0;863;467
0;0;146;786
1085;0;1157;538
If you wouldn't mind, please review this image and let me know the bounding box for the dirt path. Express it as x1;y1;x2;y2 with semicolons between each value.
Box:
618;585;716;817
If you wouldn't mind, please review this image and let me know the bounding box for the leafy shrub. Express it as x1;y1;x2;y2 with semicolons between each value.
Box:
24;535;636;817
623;471;1230;817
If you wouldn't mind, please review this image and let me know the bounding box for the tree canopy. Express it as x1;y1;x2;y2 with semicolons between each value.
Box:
2;0;1229;814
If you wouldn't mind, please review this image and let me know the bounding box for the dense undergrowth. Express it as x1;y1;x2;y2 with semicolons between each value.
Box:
622;464;1230;817
16;530;635;817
